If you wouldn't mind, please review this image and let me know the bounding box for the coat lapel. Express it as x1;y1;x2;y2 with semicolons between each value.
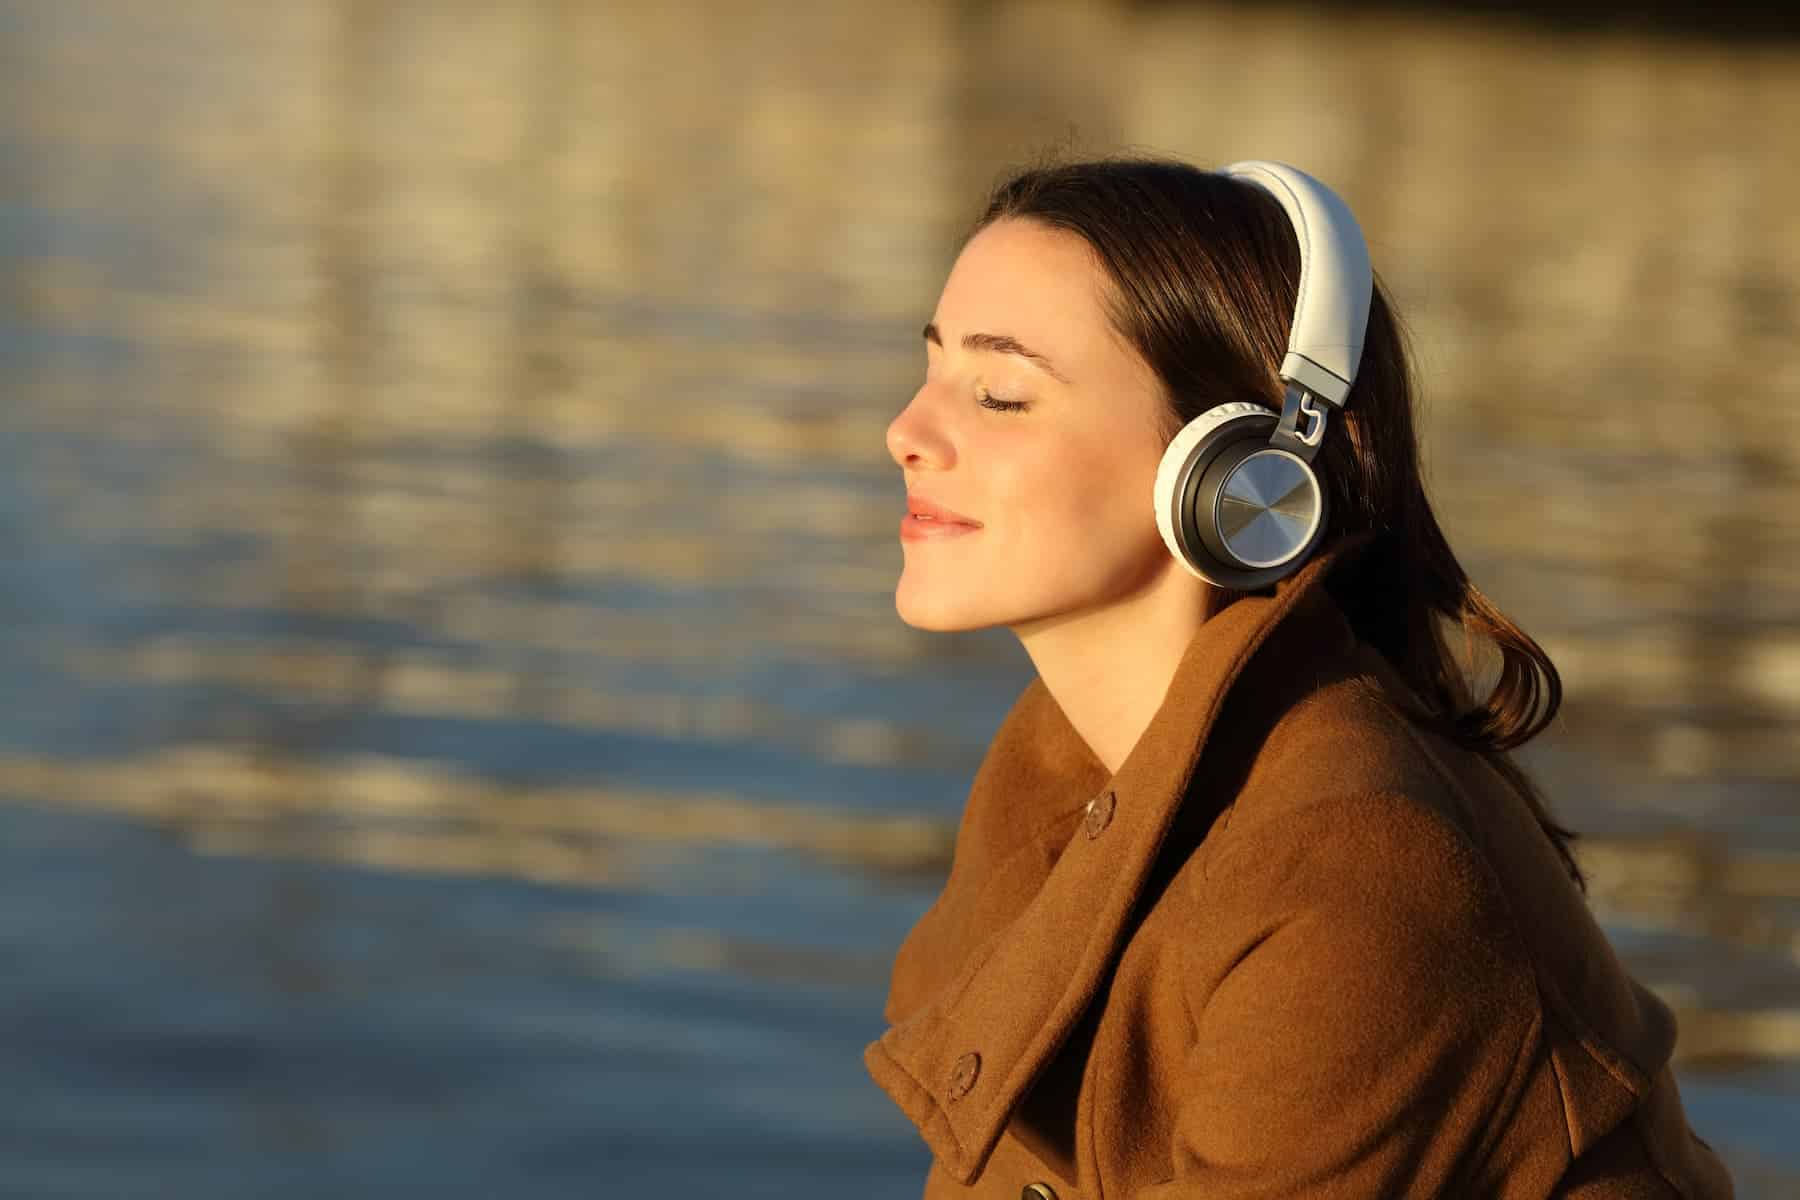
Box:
863;531;1377;1184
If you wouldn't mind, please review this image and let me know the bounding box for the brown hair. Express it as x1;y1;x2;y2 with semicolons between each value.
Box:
972;151;1586;892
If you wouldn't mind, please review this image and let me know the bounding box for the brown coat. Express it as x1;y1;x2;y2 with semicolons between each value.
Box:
864;532;1735;1199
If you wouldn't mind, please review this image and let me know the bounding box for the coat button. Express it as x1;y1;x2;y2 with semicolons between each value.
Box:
1084;788;1116;838
947;1051;981;1101
1022;1184;1058;1200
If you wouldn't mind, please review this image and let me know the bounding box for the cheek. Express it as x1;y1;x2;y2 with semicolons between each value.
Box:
1006;442;1162;557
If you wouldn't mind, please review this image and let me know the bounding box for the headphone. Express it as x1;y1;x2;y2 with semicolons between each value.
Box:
1152;160;1374;590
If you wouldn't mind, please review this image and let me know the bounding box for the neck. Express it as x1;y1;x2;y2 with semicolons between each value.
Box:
1011;558;1230;776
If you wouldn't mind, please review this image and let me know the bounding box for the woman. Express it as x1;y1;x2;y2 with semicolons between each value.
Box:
869;155;1734;1198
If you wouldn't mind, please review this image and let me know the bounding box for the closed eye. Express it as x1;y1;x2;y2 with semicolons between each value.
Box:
978;389;1030;414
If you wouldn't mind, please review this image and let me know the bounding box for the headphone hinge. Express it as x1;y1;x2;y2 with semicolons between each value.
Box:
1271;383;1329;464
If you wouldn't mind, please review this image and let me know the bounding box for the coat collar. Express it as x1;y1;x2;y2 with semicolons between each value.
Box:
863;530;1379;1184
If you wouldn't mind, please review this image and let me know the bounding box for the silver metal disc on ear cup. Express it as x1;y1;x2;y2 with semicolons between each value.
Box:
1212;447;1322;568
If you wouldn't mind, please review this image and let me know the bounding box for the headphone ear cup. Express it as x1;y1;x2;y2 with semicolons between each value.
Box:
1154;401;1326;590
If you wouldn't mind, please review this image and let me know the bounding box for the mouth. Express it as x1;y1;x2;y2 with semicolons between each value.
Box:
899;513;981;540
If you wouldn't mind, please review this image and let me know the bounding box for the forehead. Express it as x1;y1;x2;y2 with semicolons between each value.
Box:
935;219;1118;365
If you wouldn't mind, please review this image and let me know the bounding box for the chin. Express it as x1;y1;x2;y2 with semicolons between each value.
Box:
893;594;982;633
893;578;1000;633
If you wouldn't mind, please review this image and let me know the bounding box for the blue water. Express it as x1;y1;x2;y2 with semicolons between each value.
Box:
0;800;933;1199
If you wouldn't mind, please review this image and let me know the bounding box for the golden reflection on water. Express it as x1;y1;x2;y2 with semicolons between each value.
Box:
64;636;706;730
0;749;955;883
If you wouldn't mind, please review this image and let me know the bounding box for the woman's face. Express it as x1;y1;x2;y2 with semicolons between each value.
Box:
886;217;1179;634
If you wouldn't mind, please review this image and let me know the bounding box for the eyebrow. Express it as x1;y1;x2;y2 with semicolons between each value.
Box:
922;321;1071;385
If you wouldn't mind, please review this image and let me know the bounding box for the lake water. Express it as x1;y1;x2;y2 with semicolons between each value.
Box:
2;1;1797;1195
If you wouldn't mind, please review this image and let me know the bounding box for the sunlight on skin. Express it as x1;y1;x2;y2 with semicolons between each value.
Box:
886;217;1229;775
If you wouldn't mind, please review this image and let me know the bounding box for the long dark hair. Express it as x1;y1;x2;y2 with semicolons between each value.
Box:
972;151;1586;892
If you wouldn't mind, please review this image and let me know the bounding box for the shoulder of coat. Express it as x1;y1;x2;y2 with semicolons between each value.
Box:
1212;655;1448;843
1189;787;1537;988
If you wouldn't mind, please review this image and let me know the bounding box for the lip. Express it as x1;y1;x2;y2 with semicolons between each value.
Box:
905;493;981;526
900;512;981;541
901;492;982;543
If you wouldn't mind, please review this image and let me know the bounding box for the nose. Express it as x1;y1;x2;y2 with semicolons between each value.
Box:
885;384;953;472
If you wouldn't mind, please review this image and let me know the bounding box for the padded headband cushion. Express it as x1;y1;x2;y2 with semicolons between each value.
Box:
1222;160;1373;406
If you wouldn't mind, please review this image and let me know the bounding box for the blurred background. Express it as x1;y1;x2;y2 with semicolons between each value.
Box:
1;0;1796;1196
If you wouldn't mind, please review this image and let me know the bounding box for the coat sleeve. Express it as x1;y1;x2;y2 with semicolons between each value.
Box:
1135;790;1545;1198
